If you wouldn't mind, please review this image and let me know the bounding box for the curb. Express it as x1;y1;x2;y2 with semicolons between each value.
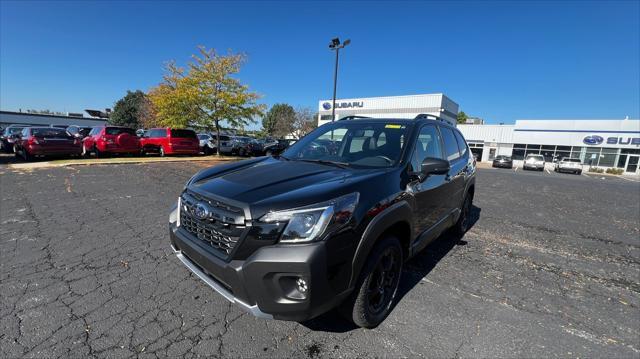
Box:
8;156;243;170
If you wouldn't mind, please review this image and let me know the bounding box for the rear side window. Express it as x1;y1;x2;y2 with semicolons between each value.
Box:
105;127;136;136
32;128;71;138
170;129;197;138
453;130;468;157
440;127;461;161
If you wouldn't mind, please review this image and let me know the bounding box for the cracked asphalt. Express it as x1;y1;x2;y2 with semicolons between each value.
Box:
1;160;639;358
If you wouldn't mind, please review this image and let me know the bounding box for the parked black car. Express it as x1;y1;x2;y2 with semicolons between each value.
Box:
1;125;28;153
169;117;476;328
261;139;291;156
492;155;513;168
237;138;263;157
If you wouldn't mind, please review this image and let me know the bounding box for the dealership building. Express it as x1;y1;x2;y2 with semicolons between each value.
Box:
0;110;109;129
458;119;640;174
317;93;459;126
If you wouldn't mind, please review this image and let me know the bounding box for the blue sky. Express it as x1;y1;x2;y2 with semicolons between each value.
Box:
1;1;638;125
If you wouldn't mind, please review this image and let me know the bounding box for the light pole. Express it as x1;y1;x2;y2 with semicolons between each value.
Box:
329;37;350;121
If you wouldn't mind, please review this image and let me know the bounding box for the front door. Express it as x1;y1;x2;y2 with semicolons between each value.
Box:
408;124;451;244
625;155;640;174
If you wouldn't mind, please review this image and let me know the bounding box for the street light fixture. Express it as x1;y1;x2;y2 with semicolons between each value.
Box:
329;37;350;121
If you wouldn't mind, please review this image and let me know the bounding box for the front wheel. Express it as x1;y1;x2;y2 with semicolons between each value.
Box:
342;236;403;328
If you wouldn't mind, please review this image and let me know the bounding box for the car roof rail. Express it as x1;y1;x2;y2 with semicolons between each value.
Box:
338;115;372;121
414;113;448;123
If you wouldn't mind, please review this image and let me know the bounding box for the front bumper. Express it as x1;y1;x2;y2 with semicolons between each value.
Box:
169;222;348;321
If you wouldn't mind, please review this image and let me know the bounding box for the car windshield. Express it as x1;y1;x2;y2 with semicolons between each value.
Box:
281;121;410;168
105;127;136;136
32;128;72;138
170;129;197;138
563;158;581;163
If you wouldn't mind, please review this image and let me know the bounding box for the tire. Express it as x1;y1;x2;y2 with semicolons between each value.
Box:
576;170;582;175
342;236;403;329
452;194;472;235
22;148;33;162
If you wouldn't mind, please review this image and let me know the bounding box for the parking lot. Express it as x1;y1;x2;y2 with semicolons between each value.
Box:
1;160;639;358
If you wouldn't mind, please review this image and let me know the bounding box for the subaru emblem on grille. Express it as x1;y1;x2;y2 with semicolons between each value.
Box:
194;202;211;220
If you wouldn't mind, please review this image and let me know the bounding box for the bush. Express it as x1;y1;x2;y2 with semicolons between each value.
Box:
588;167;604;173
605;168;624;175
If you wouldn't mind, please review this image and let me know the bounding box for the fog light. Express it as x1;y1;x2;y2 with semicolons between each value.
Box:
296;277;308;293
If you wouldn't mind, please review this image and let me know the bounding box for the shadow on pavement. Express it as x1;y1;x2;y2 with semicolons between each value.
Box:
302;204;482;333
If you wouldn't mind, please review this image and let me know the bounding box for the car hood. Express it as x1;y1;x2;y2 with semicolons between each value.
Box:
188;157;389;218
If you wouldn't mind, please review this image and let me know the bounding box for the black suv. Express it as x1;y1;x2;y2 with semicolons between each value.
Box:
169;117;476;328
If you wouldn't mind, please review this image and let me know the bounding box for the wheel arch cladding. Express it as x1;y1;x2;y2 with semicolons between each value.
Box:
349;201;413;289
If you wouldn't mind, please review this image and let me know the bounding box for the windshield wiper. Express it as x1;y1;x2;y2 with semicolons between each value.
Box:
296;158;351;169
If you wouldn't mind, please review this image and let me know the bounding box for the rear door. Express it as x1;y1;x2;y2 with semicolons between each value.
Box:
439;126;467;215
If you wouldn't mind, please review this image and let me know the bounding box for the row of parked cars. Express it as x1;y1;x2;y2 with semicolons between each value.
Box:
492;153;583;174
0;124;295;161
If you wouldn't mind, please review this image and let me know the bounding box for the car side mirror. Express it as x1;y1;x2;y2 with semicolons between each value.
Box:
421;157;450;176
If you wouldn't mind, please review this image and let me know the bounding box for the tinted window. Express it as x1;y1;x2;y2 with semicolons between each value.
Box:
150;129;167;138
67;127;78;135
411;125;444;172
32;128;72;138
453;130;468;157
440;127;460;161
8;127;24;135
170;129;196;138
105;127;136;136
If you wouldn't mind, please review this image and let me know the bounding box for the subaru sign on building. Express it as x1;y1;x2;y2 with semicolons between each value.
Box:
317;93;459;126
457;118;640;174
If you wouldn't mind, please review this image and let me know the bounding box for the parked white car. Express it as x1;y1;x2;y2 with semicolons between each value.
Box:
523;154;545;171
554;157;583;175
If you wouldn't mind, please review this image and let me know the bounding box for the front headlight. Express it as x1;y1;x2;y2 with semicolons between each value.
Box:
260;192;359;243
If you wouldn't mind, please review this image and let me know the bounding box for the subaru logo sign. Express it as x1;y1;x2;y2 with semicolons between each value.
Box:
322;102;332;110
194;202;211;220
583;135;604;145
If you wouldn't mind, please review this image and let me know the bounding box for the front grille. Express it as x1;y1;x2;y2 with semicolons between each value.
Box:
180;191;245;257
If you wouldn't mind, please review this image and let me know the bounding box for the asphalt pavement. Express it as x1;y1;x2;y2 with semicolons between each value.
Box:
1;161;639;358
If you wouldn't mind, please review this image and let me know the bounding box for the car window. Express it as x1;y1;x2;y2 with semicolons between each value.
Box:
21;128;29;137
32;128;72;139
283;122;409;168
453;129;468;157
67;127;78;135
171;129;197;138
105;127;136;136
89;127;101;136
150;129;167;138
410;125;444;172
198;134;210;140
563;158;581;163
440;127;460;162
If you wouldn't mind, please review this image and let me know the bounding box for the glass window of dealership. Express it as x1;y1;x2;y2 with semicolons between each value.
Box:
457;119;640;174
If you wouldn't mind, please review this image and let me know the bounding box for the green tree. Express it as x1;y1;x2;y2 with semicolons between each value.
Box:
149;46;265;154
109;90;149;128
457;111;469;124
291;107;317;139
262;103;295;138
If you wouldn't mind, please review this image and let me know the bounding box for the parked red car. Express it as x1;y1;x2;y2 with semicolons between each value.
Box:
82;126;140;157
140;128;199;156
14;127;82;161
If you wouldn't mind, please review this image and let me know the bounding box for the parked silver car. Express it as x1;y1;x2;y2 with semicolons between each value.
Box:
523;154;545;171
197;133;216;155
554;157;583;175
